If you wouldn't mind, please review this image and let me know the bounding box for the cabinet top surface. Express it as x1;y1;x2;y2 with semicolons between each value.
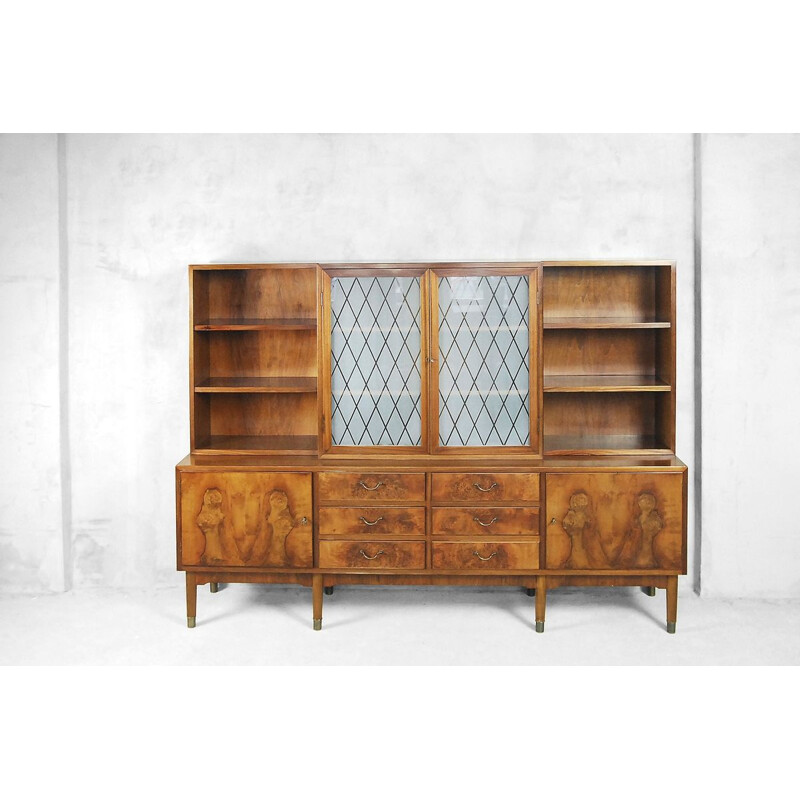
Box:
176;453;687;471
189;260;676;269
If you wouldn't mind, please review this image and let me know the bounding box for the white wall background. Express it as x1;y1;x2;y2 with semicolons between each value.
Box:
1;132;795;597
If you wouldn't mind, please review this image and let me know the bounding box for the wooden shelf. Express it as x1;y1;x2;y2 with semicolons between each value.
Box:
543;375;671;392
195;318;317;331
543;317;670;329
194;435;318;454
544;434;671;455
195;377;317;393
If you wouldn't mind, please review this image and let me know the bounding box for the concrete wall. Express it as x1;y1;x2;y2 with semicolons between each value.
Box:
0;134;65;592
10;132;793;597
701;134;800;597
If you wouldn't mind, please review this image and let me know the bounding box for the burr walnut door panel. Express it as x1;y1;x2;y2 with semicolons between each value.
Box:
180;472;312;568
545;473;684;571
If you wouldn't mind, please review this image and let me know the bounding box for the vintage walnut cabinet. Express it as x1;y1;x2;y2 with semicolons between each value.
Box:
176;262;687;633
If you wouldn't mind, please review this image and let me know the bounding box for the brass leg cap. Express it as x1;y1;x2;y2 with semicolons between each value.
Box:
526;588;536;597
210;582;219;593
324;586;334;595
313;619;322;631
187;617;196;629
535;621;545;633
642;586;656;596
667;622;676;634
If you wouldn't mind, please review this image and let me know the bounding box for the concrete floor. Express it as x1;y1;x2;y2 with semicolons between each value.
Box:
1;584;798;665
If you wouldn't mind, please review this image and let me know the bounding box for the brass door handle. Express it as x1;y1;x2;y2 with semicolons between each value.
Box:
550;517;557;525
359;549;385;560
298;516;309;525
359;516;384;526
473;550;498;561
473;516;498;527
473;481;498;492
358;480;384;491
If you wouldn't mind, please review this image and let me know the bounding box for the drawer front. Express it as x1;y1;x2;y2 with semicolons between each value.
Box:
432;507;539;537
318;472;425;503
318;540;426;569
180;472;312;568
319;507;425;538
545;472;685;571
431;473;539;503
432;541;540;570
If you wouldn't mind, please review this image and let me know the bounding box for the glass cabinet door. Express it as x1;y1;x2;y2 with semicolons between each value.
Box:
433;270;537;450
327;272;426;449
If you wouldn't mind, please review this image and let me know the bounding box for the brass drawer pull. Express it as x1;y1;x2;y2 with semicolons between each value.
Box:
359;516;384;526
473;550;498;561
358;480;384;491
473;481;498;493
473;515;498;527
359;548;385;560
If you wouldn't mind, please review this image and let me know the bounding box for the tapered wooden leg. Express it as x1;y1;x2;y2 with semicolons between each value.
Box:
324;586;334;596
186;573;197;628
526;587;536;597
666;575;678;634
210;582;219;593
535;576;547;633
312;574;323;631
641;586;656;596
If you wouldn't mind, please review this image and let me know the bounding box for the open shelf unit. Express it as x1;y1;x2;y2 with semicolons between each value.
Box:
541;262;675;455
190;265;319;454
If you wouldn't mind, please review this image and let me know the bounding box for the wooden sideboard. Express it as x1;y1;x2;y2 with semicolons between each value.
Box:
176;262;687;633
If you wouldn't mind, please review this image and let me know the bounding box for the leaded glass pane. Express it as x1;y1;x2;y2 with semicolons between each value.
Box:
438;275;530;447
331;276;422;446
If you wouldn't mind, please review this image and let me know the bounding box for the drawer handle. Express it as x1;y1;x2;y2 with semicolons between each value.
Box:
359;548;385;560
473;515;498;527
473;550;498;561
358;480;384;491
359;516;384;526
473;481;498;493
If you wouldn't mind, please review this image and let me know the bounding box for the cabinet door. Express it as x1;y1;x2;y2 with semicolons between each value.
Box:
431;268;539;452
179;472;313;568
323;269;428;451
545;472;684;570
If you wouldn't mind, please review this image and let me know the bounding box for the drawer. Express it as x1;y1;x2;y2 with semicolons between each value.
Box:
545;472;685;570
318;472;425;503
180;472;312;568
319;507;425;538
432;507;539;537
318;540;426;569
432;541;540;570
431;473;539;503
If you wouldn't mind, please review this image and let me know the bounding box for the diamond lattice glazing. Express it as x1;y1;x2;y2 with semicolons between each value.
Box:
330;276;422;446
438;275;530;447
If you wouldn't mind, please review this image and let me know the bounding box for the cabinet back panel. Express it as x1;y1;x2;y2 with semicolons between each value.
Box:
200;330;317;378
544;393;656;437
543;266;663;319
208;394;317;436
543;329;658;375
195;268;317;321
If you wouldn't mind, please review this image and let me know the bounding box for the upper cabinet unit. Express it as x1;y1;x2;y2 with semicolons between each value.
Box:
188;262;676;458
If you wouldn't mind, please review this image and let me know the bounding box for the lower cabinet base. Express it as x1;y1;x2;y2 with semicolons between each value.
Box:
183;571;680;634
